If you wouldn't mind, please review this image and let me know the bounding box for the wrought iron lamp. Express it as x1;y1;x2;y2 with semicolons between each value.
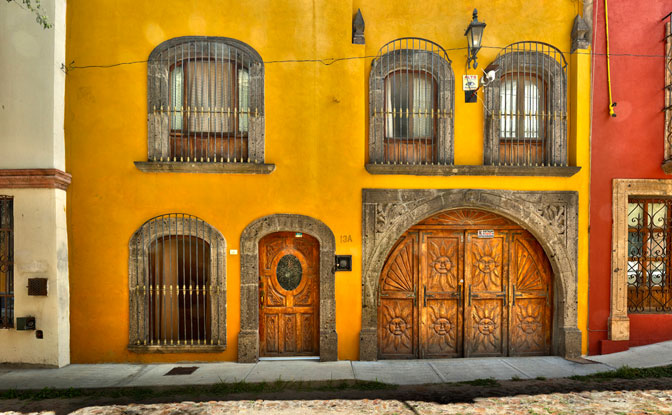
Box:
465;9;486;69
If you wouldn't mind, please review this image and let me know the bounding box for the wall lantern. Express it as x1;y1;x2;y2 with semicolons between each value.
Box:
465;9;486;69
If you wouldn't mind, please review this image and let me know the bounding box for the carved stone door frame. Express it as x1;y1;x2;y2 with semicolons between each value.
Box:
361;189;581;360
238;214;337;362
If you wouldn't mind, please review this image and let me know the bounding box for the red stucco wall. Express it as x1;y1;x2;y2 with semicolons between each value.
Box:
589;1;672;355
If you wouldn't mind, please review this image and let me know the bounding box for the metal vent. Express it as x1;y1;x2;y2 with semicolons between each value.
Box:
27;278;48;296
164;366;198;376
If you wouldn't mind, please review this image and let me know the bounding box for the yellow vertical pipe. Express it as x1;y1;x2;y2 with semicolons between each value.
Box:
604;0;617;117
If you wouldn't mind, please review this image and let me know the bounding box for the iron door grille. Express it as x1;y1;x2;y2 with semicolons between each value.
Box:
627;198;672;312
0;196;13;329
129;214;226;348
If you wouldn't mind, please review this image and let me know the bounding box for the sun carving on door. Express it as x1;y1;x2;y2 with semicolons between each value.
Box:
427;302;457;353
471;239;502;291
428;238;457;291
513;302;544;351
472;303;501;352
381;301;412;352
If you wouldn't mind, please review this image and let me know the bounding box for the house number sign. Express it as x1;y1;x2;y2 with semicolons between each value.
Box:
477;230;494;238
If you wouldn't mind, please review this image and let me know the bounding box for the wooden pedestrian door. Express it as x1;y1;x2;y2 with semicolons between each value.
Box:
378;210;552;359
259;232;319;356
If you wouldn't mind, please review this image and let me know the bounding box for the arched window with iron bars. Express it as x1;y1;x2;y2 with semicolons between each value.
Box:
483;41;568;167
369;38;455;165
147;37;264;164
128;214;226;350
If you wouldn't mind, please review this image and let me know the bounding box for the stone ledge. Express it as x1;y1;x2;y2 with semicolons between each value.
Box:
128;345;226;354
365;164;581;177
134;161;275;174
0;169;72;190
661;160;672;174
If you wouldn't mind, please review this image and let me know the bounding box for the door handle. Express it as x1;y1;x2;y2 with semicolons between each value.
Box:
512;284;524;306
496;284;507;306
468;284;480;306
457;283;462;302
423;285;434;306
260;290;264;306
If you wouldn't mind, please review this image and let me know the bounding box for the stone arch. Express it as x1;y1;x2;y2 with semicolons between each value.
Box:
360;189;581;360
238;214;337;362
128;213;227;351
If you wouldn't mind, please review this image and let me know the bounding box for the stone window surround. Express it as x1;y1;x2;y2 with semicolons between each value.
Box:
238;214;337;362
140;36;273;174
368;47;455;165
609;179;672;341
483;49;568;167
360;188;581;359
128;214;227;353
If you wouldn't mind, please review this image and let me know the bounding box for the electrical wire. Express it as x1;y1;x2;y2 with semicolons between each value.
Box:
62;45;672;74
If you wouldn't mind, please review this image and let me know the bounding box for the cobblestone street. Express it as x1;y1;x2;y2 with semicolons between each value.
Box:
3;377;672;415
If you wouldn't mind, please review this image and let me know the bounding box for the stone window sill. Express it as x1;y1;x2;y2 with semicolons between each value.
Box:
134;161;275;174
365;164;581;177
128;345;226;354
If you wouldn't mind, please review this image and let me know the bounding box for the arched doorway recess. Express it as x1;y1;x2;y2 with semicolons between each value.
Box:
238;214;337;362
378;209;552;358
360;189;581;360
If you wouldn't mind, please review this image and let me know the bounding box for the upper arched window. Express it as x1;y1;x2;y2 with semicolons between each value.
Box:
146;37;264;165
128;214;226;351
483;42;567;167
369;38;455;165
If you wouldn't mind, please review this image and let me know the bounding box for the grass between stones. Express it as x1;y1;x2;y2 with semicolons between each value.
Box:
0;379;396;401
569;364;672;381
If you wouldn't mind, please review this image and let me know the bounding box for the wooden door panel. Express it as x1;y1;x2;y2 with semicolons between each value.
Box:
259;232;319;357
424;298;460;356
468;299;505;356
378;232;418;358
300;314;315;353
510;299;547;354
468;236;505;292
465;231;508;357
420;231;462;358
283;314;297;353
379;298;415;357
509;233;552;356
264;314;279;354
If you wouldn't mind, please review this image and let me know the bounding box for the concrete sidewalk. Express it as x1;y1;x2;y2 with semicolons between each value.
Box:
1;341;671;390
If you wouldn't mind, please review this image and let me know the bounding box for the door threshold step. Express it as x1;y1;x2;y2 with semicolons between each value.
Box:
259;356;320;361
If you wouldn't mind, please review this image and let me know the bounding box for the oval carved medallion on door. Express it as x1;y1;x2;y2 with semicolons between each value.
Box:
378;209;552;359
259;232;319;357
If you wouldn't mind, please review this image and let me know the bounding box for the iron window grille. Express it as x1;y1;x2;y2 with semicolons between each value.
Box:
627;198;672;313
483;41;568;167
128;214;226;348
0;196;13;329
148;37;264;164
369;38;455;165
665;14;672;162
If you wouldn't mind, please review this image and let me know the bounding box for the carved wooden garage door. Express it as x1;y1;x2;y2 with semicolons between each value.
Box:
259;232;319;356
378;209;552;359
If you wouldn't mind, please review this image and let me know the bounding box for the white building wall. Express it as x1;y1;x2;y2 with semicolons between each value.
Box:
0;189;69;367
0;0;69;367
0;0;65;170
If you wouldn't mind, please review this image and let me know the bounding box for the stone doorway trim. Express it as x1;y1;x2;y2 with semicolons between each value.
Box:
238;214;337;362
360;189;581;360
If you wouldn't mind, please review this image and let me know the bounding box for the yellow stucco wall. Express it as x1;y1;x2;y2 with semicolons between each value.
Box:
65;0;590;362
